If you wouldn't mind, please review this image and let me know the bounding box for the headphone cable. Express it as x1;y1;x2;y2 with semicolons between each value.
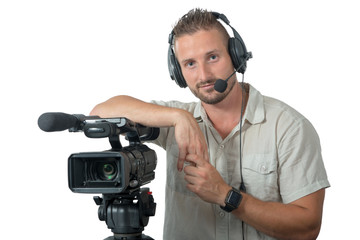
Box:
239;74;246;193
239;74;246;240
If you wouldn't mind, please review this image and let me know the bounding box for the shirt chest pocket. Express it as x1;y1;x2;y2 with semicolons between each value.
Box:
242;153;280;202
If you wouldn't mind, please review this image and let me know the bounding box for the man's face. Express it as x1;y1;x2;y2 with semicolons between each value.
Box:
174;29;236;104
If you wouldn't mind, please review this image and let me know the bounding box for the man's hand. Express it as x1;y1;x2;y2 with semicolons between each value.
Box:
173;111;209;171
183;153;231;206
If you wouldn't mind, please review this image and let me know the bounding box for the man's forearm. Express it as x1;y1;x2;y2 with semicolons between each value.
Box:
90;95;184;128
232;190;324;240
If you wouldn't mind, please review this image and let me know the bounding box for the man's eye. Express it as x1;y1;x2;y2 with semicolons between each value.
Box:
186;61;195;67
209;55;217;61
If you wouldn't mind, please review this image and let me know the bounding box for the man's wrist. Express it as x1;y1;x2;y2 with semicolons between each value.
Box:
220;187;243;212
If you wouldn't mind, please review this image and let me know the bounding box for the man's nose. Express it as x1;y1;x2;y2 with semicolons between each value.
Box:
198;62;212;81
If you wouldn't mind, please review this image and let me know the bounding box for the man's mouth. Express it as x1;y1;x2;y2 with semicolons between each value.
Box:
200;83;214;89
198;81;216;90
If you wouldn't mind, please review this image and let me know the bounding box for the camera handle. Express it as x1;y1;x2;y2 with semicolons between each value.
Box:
94;188;156;240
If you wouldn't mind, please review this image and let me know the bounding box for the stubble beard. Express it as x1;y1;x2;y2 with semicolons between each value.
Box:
189;78;237;105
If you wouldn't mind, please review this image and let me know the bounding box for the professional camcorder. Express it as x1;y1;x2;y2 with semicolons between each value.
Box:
38;112;159;240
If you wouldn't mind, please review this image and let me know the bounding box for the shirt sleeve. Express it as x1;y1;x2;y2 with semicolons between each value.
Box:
277;117;330;203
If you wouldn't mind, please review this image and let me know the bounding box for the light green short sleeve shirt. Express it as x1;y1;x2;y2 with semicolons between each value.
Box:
150;84;330;240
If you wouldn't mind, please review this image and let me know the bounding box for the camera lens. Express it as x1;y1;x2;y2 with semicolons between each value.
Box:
95;162;117;181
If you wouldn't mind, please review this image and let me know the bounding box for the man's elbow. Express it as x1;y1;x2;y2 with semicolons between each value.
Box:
89;101;115;117
89;104;102;117
89;97;118;117
292;220;322;240
306;223;322;240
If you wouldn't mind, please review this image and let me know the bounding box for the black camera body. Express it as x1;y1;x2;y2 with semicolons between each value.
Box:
55;113;159;195
68;145;157;194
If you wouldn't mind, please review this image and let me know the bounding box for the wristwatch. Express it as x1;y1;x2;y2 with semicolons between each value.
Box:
220;187;243;212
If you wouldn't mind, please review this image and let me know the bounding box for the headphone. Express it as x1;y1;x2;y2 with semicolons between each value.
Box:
167;11;252;88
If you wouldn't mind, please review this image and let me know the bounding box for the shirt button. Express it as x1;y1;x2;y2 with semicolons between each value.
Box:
220;145;224;149
261;165;267;173
219;211;225;218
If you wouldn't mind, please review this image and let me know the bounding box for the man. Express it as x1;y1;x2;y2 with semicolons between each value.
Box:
91;9;330;240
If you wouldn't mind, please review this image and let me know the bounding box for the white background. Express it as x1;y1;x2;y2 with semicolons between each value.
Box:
1;0;359;239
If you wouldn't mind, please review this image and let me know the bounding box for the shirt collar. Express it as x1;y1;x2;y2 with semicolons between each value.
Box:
244;84;265;125
194;101;206;123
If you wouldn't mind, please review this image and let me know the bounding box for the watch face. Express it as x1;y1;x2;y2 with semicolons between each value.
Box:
228;190;242;208
221;188;242;212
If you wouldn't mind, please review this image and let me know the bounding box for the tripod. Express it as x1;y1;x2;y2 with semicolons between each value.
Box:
94;188;156;240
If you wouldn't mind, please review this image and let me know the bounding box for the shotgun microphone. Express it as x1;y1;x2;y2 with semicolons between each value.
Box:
38;112;84;132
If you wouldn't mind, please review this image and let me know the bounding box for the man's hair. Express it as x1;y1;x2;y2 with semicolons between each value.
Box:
172;8;230;46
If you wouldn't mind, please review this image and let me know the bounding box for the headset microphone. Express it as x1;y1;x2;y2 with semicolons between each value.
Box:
214;69;237;93
214;59;248;93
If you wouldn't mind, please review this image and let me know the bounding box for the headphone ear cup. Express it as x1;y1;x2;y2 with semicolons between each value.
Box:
168;46;187;88
228;37;247;74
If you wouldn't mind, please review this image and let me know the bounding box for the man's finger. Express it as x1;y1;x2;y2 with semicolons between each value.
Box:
177;148;187;172
185;153;206;167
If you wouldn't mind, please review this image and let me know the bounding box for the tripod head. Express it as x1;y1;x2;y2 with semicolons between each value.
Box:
95;188;156;240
